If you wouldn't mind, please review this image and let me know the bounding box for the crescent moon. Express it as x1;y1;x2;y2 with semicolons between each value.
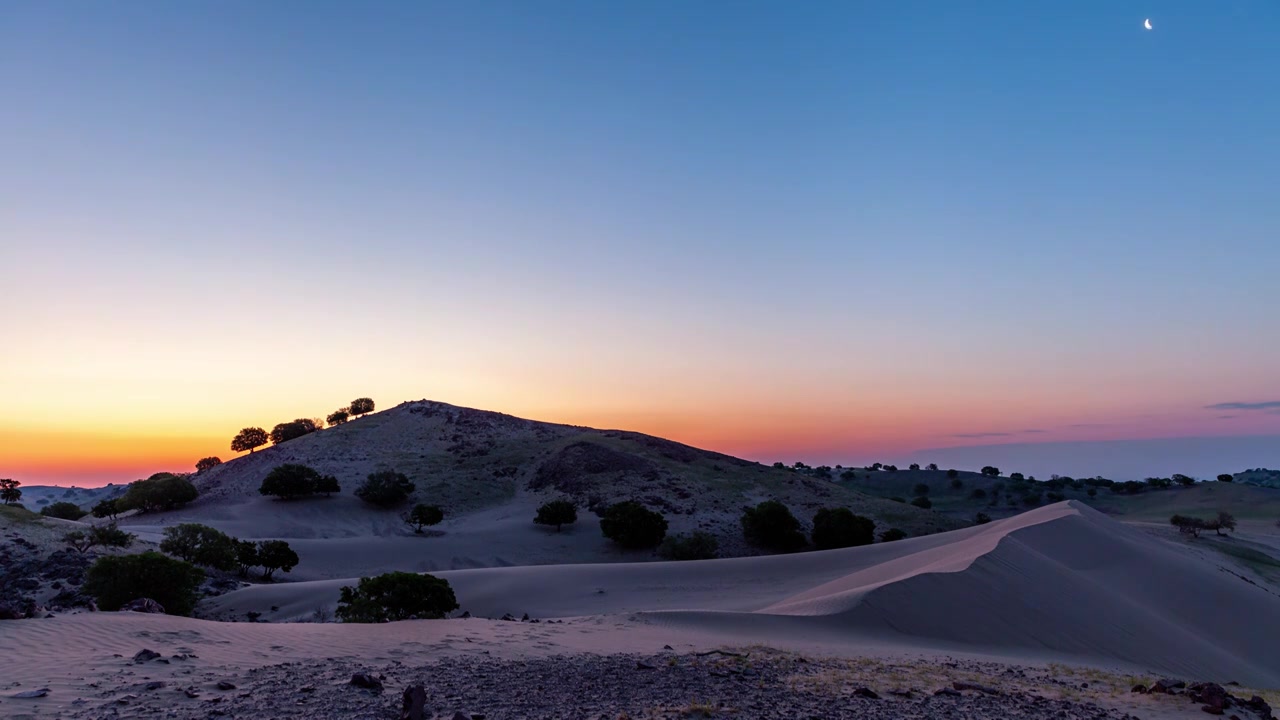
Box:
1144;18;1152;30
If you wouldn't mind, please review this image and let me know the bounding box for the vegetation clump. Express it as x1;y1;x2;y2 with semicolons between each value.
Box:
741;500;806;552
336;571;458;623
119;473;198;513
879;528;907;542
0;478;21;505
255;540;300;580
600;501;668;549
41;501;88;521
270;418;322;445
403;503;444;533
348;397;375;417
195;456;222;472
534;499;578;532
259;464;340;499
658;531;720;560
64;524;135;554
910;496;932;509
355;470;416;506
160;523;238;570
230;427;269;454
84;552;205;616
810;508;875;550
91;498;120;520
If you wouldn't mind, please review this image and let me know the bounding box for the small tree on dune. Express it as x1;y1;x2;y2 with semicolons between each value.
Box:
1215;512;1237;536
64;524;136;554
0;478;22;505
260;464;329;500
326;409;350;427
41;501;88;521
403;503;444;534
91;498;120;520
348;397;375;418
810;507;875;550
315;474;341;497
600;501;668;549
741;500;806;552
658;531;720;560
355;470;415;507
231;427;269;454
913;483;930;496
84;552;205;616
981;466;1001;478
909;463;920;471
879;528;907;542
534;499;578;532
269;419;321;445
256;540;299;580
336;572;458;623
1217;474;1234;483
234;539;259;578
946;469;958;479
195;456;222;473
160;523;237;571
910;496;932;509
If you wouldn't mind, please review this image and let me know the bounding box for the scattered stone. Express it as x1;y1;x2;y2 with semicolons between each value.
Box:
349;673;384;692
400;684;427;720
635;661;656;670
133;649;161;663
11;688;50;698
216;681;236;691
1132;684;1150;694
143;681;165;691
852;687;879;699
184;689;200;699
460;611;470;619
120;598;165;614
934;688;963;697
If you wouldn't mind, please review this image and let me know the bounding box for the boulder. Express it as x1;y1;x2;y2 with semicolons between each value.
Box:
350;673;384;692
400;685;427;720
121;598;165;614
132;649;161;663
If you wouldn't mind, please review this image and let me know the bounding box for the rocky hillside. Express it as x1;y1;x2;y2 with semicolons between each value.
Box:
192;400;958;541
1235;468;1280;489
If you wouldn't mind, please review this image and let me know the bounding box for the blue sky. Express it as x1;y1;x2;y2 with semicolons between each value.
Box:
2;1;1278;483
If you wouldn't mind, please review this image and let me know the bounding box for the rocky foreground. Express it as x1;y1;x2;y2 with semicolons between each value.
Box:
15;647;1273;720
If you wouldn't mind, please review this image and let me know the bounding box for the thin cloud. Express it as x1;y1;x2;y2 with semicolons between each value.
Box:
1021;429;1046;434
1068;423;1111;429
1205;401;1280;411
1216;415;1237;420
951;432;1013;439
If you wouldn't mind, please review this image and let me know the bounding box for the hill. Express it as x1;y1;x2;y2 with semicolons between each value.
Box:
121;400;957;576
1236;468;1280;489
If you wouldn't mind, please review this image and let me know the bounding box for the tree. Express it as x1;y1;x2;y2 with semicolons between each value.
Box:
118;473;198;513
336;572;458;623
348;397;375;417
927;463;939;471
910;496;932;509
326;409;350;427
231;427;268;454
1009;472;1025;481
810;508;875;550
1171;514;1208;538
403;503;444;534
234;539;259;578
741;501;806;552
41;501;88;520
884;464;899;472
534;500;578;532
160;523;237;570
270;418;321;445
0;478;21;505
64;524;135;554
315;474;341;497
913;483;930;496
908;463;920;471
600;501;668;549
256;540;299;580
84;552;204;616
946;469;958;479
1217;474;1234;483
1172;474;1195;487
91;498;120;520
981;466;1001;478
658;532;720;560
879;528;907;542
355;470;415;507
260;464;329;500
195;456;222;473
950;477;963;489
1215;512;1237;536
870;463;883;471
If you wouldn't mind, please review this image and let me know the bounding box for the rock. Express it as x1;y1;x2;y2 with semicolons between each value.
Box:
1132;684;1150;694
635;661;656;670
451;713;470;720
1190;683;1229;715
500;613;516;622
121;598;165;614
1242;695;1272;718
0;605;23;620
216;681;236;691
460;611;470;618
400;685;427;720
1152;679;1187;694
133;649;161;663
933;688;963;697
11;688;50;698
350;673;384;692
185;689;200;699
143;681;165;691
852;687;879;699
521;613;529;621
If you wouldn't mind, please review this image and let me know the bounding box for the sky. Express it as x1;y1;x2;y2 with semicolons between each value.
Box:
2;1;1278;486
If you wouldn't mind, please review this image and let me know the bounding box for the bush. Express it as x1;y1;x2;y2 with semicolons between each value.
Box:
234;539;259;578
600;501;668;549
1;478;22;505
64;523;136;554
230;427;269;454
1215;512;1237;535
1009;472;1025;481
270;419;321;445
534;500;578;532
160;523;237;570
1022;491;1043;506
910;496;932;509
41;501;88;521
945;469;958;479
974;512;992;525
195;456;222;473
879;528;907;542
981;466;1001;478
119;473;198;513
1217;474;1234;483
810;508;875;550
1171;514;1208;538
403;503;444;533
658;531;720;560
1087;487;1097;497
927;463;938;471
326;409;350;426
348;397;375;417
355;471;415;506
91;498;120;520
950;477;963;489
256;540;299;580
741;501;806;552
1046;491;1065;503
969;488;987;499
336;571;457;623
908;463;920;471
260;464;338;500
84;552;205;616
913;483;930;496
1172;474;1195;486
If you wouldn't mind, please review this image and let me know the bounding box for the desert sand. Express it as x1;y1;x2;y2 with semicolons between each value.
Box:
3;500;1279;718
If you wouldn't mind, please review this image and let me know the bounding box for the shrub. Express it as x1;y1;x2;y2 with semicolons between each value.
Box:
230;427;269;454
1009;472;1025;481
1173;474;1195;486
348;397;375;417
927;463;939;471
534;499;578;532
884;464;899;472
600;501;668;549
1;478;22;505
1022;491;1044;506
84;552;204;616
1046;491;1065;503
260;464;335;500
195;456;222;473
1215;512;1237;535
950;477;963;489
1217;474;1234;483
913;483;930;496
910;496;932;509
1087;488;1097;497
336;571;457;623
41;501;87;521
91;498;120;520
234;539;259;578
160;523;237;570
879;528;907;542
403;503;444;533
810;508;875;550
270;419;321;445
658;531;720;560
355;471;415;506
119;473;198;513
326;409;350;426
741;501;806;552
981;466;1001;478
64;523;135;554
974;512;992;525
970;488;987;499
908;463;920;471
945;469;958;479
256;540;299;580
1171;514;1208;538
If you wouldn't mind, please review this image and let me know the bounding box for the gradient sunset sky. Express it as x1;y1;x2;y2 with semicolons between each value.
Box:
3;1;1278;485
